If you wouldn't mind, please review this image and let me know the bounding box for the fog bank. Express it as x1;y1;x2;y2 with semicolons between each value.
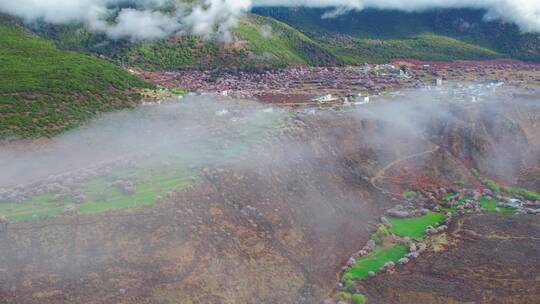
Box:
1;0;539;41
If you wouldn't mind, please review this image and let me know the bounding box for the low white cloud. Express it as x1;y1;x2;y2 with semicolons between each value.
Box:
102;9;182;40
0;0;539;41
253;0;540;33
184;0;251;41
0;0;251;41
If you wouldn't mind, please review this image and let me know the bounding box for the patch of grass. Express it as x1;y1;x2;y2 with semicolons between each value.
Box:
442;192;457;201
0;167;199;222
483;179;503;193
481;175;540;201
0;109;284;222
504;187;540;201
499;207;517;215
478;197;516;214
460;195;472;202
388;212;445;239
344;244;409;280
479;197;498;212
0;194;66;222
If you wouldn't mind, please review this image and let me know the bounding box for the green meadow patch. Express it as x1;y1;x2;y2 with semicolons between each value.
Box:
504;187;540;201
479;197;516;214
479;197;498;212
0;107;285;222
344;244;409;280
388;212;445;239
442;192;457;201
0;168;200;222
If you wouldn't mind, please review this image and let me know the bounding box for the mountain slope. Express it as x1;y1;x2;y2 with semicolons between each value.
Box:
35;14;341;70
320;33;503;64
0;19;152;138
28;8;540;70
235;15;340;66
253;7;540;63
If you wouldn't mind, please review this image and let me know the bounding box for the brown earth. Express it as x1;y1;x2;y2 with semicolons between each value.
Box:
0;113;395;304
356;214;540;304
0;94;539;303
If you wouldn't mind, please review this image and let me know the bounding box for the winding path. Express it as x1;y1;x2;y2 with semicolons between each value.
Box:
370;145;440;195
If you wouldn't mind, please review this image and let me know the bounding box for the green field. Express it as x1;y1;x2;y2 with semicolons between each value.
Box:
0;167;199;222
442;192;457;201
479;197;516;214
504;187;540;201
479;197;498;212
0;107;286;222
388;212;445;239
344;244;409;280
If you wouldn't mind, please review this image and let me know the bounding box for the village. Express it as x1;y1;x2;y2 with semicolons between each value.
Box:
137;59;540;108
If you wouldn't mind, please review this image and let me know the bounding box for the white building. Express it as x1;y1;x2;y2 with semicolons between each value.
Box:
312;94;337;103
351;94;370;105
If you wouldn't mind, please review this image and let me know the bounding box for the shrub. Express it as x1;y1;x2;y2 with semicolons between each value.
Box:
336;292;352;302
344;279;353;290
377;225;389;236
351;293;367;304
402;191;419;199
370;233;383;245
483;179;502;192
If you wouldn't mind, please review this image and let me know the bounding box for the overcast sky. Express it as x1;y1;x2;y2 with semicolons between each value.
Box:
0;0;538;40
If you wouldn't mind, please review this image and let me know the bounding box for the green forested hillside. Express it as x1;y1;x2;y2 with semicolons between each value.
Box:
34;7;540;70
235;15;340;66
36;14;340;70
253;7;540;63
320;34;502;64
0;19;152;138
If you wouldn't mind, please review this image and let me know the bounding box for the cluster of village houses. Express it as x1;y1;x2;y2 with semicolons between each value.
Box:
141;64;417;102
136;60;540;108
